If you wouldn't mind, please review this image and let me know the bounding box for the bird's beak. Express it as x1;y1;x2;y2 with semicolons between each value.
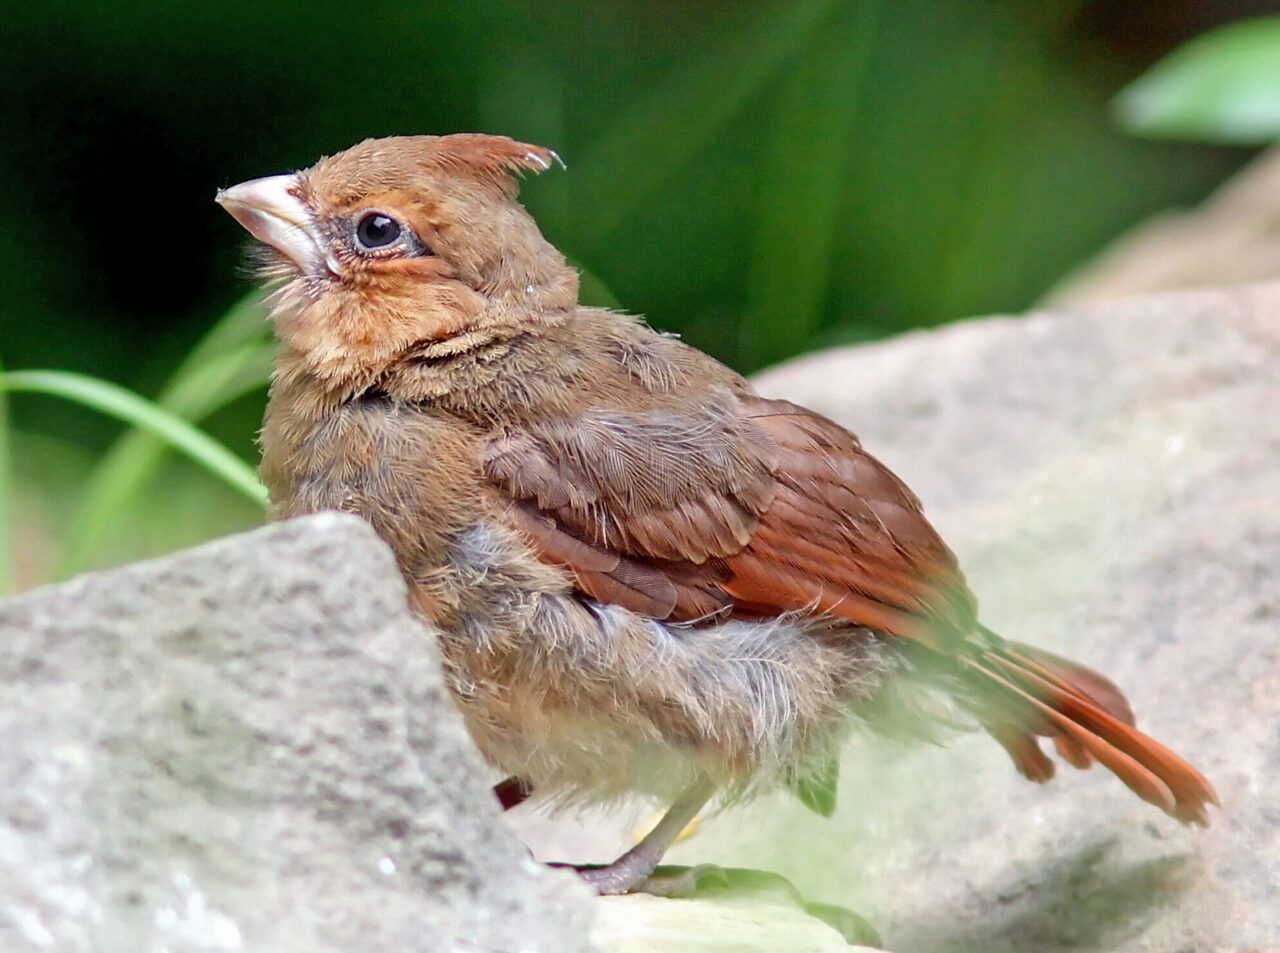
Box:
216;174;335;276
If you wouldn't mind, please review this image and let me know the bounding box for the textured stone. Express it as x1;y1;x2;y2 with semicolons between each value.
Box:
0;513;594;953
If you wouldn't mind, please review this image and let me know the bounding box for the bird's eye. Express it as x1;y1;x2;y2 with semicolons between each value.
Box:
355;212;402;250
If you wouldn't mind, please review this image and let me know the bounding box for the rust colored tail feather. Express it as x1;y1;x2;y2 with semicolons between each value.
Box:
964;629;1218;827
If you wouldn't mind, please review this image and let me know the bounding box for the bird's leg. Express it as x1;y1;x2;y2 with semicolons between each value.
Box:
492;776;533;811
562;778;719;896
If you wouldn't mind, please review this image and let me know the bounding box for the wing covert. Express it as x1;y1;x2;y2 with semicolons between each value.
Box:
483;393;979;645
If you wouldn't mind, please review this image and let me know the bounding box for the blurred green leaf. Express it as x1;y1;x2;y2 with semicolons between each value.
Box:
1116;16;1280;143
739;2;877;367
57;294;273;576
790;758;840;818
804;900;882;948
0;370;268;509
575;0;837;242
178;293;273;372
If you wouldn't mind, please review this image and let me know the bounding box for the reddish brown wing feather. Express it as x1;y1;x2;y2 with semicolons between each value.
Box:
500;500;730;619
724;399;977;649
483;393;976;646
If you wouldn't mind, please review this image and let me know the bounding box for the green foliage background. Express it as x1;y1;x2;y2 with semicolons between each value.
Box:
0;0;1266;589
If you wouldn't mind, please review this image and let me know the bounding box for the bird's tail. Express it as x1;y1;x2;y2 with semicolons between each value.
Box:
961;628;1218;826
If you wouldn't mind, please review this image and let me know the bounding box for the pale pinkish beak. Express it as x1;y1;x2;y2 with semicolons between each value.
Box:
216;174;337;277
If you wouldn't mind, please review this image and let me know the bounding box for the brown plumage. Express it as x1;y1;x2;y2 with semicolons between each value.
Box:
216;134;1217;893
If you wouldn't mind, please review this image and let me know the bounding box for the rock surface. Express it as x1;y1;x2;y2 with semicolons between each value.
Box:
518;282;1280;951
0;513;594;953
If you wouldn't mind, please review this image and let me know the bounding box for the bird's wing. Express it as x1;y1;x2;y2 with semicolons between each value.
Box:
483;392;977;647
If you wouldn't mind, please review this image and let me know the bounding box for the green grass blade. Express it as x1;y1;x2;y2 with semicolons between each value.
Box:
0;370;268;507
568;257;624;311
57;293;273;575
0;354;11;594
181;292;274;370
57;340;275;575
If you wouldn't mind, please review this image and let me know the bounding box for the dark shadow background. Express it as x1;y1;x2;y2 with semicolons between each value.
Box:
0;0;1272;580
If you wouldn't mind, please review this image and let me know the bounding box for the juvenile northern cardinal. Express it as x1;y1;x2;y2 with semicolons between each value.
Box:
217;134;1217;895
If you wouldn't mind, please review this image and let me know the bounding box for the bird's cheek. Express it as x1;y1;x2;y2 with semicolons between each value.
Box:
400;280;489;342
343;267;488;343
340;256;457;301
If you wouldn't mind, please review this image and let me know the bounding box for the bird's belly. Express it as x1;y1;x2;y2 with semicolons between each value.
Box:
458;690;720;804
432;523;897;803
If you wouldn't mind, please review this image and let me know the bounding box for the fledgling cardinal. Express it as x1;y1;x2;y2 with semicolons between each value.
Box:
217;134;1217;895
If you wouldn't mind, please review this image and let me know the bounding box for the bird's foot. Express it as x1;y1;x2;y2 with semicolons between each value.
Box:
551;779;719;895
556;860;729;897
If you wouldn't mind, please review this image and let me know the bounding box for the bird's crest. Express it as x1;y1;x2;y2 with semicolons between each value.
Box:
425;134;563;196
304;134;562;204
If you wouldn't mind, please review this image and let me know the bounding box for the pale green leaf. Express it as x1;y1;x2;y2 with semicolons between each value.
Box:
1116;17;1280;143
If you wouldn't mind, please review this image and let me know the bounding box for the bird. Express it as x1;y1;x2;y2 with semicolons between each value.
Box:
216;133;1217;895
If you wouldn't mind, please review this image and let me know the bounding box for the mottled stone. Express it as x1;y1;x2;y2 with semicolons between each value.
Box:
0;513;594;953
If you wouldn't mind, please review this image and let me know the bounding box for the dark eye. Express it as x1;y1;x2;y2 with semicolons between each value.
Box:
355;212;402;250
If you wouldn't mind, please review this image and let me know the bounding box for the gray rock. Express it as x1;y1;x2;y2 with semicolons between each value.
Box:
0;513;594;953
646;281;1276;951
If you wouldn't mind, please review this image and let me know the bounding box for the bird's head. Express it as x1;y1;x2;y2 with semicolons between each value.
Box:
217;134;577;388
